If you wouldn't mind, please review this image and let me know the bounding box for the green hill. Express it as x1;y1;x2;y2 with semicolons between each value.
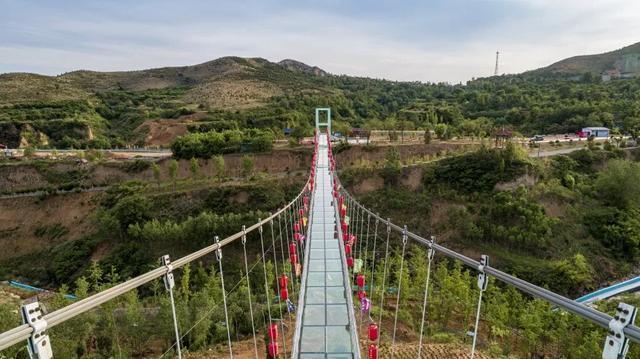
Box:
531;41;640;76
2;46;640;150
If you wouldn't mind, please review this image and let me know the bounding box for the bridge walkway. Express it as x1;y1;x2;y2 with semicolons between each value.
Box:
292;133;360;358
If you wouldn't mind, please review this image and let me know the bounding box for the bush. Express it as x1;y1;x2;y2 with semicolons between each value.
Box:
594;159;640;209
380;147;402;185
426;144;531;193
171;129;274;158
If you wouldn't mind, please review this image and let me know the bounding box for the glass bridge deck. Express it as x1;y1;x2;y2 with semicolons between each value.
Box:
292;134;359;358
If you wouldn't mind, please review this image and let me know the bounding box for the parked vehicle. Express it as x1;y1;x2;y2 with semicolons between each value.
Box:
531;135;545;141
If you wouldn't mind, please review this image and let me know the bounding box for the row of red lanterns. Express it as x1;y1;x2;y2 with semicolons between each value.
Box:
269;134;319;358
333;170;379;359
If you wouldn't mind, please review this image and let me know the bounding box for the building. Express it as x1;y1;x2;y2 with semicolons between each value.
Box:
601;69;620;82
581;127;610;138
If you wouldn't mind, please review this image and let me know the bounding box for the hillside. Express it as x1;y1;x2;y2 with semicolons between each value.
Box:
1;57;327;105
531;41;640;76
2;45;640;151
0;57;333;148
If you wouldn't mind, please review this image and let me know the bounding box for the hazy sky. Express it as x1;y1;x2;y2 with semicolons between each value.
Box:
1;0;639;83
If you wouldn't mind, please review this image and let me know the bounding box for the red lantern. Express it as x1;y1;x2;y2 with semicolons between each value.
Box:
347;256;354;268
289;242;297;255
281;288;288;301
268;341;279;358
368;344;378;359
345;243;352;256
343;233;349;241
268;323;279;341
294;223;300;232
368;323;379;341
299;208;304;216
358;290;367;300
340;207;347;216
290;253;298;265
357;274;365;288
279;274;288;289
294;232;301;241
341;222;348;233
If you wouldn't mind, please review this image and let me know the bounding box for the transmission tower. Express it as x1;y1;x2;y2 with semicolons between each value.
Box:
494;51;499;76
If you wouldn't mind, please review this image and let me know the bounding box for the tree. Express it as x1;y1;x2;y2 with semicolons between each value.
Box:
190;157;199;179
242;155;254;178
424;129;432;144
212;155;225;181
169;159;179;191
434;123;448;140
381;147;402;185
112;194;151;230
23;146;36;158
151;163;161;187
595;159;640;209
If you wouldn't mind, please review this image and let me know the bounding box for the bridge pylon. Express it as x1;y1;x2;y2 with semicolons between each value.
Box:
315;108;331;135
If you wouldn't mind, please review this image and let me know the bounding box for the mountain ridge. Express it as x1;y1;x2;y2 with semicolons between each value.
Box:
530;41;640;77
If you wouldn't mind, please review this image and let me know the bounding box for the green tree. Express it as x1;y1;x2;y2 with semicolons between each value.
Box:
212;155;225;181
595;159;640;209
190;157;199;179
242;155;254;178
151;162;161;187
169;159;179;191
434;123;448;139
424;129;432;144
381;147;402;185
23;146;36;158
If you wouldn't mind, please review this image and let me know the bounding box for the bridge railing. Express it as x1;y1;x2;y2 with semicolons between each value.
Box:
0;159;317;358
332;173;640;358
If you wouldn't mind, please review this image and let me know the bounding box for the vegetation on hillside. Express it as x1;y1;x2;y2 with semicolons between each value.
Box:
2;56;640;150
171;129;274;158
345;144;639;297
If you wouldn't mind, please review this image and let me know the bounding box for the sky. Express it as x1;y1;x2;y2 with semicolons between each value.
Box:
1;0;639;83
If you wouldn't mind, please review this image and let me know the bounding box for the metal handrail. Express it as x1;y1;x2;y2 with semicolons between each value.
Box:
335;180;640;343
0;179;311;351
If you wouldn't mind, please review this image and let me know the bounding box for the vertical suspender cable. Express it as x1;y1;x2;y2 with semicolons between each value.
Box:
369;217;380;296
258;220;272;326
390;226;408;359
241;226;259;358
377;219;392;346
417;237;435;359
270;217;288;357
215;237;233;358
277;211;294;325
364;213;371;272
283;206;296;300
359;207;365;264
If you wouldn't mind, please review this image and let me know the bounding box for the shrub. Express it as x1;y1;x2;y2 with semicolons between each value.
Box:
171;129;274;159
380;147;402;185
594;159;640;209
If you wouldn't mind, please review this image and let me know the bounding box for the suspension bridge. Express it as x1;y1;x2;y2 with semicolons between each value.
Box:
1;108;640;358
